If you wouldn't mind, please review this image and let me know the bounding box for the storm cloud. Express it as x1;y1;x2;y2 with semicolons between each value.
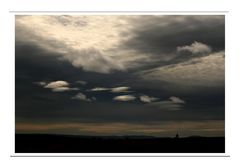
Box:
15;15;225;137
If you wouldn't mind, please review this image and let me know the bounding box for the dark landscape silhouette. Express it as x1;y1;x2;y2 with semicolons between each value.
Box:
15;134;225;153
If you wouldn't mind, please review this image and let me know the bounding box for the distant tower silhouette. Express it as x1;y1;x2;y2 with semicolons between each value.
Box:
175;132;179;138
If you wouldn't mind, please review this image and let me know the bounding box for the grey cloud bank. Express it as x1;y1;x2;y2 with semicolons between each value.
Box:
15;15;225;137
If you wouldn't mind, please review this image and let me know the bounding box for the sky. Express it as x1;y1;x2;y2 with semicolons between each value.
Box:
15;15;225;137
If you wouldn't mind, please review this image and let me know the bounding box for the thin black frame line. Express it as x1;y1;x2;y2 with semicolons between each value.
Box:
11;155;230;157
9;11;229;13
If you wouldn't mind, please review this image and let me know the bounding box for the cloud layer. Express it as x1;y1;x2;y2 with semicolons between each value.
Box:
44;81;69;89
140;51;224;88
147;96;186;111
16;120;224;137
111;87;130;93
169;96;185;104
113;95;136;102
16;15;224;76
16;16;129;73
71;92;95;102
16;15;225;137
140;95;159;103
35;80;79;92
177;41;212;55
89;86;131;93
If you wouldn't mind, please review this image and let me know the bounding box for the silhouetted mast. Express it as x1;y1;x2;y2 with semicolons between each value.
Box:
175;132;179;138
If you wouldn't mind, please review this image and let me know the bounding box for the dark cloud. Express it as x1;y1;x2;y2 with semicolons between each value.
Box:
15;43;224;133
119;15;224;70
15;15;225;136
122;15;224;53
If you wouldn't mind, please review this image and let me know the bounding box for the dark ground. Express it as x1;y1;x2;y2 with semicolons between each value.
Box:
15;134;225;153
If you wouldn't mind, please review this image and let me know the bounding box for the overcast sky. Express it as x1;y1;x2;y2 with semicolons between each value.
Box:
15;15;225;137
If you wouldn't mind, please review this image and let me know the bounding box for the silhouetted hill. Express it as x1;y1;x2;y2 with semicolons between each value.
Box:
15;134;225;153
